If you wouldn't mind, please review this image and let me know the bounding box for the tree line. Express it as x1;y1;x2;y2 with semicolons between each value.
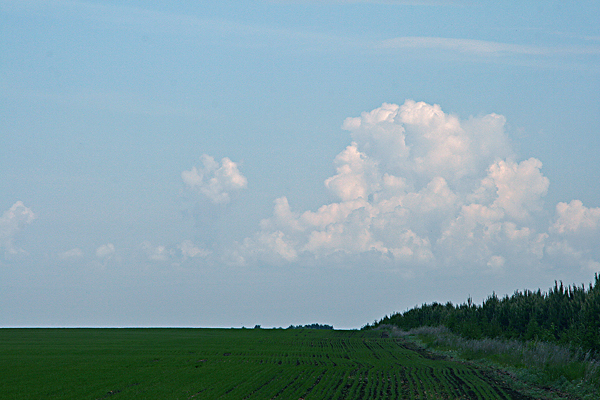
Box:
367;274;600;353
287;323;334;330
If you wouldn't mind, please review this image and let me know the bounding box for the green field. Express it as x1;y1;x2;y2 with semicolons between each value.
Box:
0;328;529;399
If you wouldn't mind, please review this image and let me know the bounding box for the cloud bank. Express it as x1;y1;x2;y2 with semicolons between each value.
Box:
235;100;599;275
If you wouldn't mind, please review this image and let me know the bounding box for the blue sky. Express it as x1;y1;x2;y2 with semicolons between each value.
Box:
1;0;599;328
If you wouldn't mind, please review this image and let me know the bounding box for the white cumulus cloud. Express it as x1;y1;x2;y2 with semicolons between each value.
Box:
236;100;599;276
182;154;247;204
473;158;549;220
0;201;36;256
551;200;600;234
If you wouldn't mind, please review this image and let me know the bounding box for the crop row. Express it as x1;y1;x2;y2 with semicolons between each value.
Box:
0;328;520;399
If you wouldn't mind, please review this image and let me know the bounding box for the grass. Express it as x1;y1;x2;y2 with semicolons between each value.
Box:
0;327;538;399
380;325;600;400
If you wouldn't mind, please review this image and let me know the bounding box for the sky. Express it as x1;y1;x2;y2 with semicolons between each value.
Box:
1;0;599;329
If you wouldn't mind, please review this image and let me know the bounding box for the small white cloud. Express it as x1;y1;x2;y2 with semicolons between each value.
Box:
545;200;600;271
178;240;210;258
182;154;247;204
96;243;115;259
551;200;600;234
150;245;170;261
0;201;36;256
59;248;84;259
140;241;174;262
136;240;211;264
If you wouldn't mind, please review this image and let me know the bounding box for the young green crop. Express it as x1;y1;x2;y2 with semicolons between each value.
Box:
1;328;527;399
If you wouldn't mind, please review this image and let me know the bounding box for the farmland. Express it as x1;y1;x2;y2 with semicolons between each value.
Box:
0;328;533;399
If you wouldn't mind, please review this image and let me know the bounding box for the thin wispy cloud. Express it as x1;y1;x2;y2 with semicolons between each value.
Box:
59;248;84;260
6;0;347;44
379;37;600;57
268;0;463;4
7;1;597;68
3;0;256;40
